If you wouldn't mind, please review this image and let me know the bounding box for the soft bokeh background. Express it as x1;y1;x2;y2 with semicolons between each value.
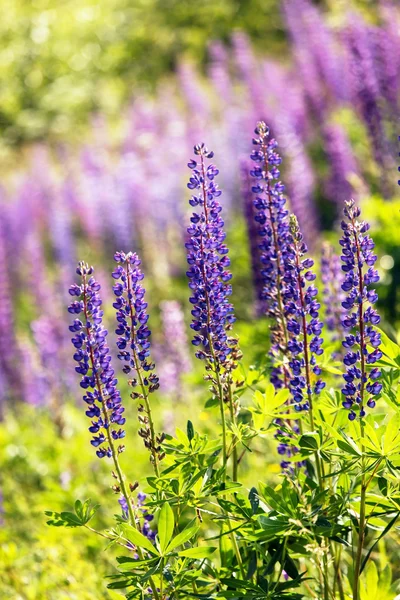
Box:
1;0;399;597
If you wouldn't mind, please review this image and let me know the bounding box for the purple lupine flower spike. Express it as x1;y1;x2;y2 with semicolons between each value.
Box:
185;143;238;369
321;243;345;339
112;251;158;389
250;122;291;388
68;262;125;458
283;215;325;414
339;200;382;420
112;251;164;470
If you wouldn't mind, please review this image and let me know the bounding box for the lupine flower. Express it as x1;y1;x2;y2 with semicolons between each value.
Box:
283;215;325;413
321;243;345;338
339;200;382;420
112;252;158;386
250;122;291;388
185;143;238;369
112;251;164;469
68;261;125;458
249;123;306;471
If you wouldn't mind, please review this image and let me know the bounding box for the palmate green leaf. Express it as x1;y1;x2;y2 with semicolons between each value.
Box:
299;433;320;452
158;502;175;552
253;385;289;414
45;498;100;528
178;546;216;558
45;510;81;527
362;420;382;451
107;578;134;590
166;523;199;553
383;415;400;455
123;525;159;555
258;516;291;536
338;429;362;457
116;556;157;566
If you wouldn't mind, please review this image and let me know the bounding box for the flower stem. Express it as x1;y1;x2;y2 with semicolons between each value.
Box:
228;382;238;481
352;214;367;600
293;248;328;599
82;275;160;600
125;263;160;478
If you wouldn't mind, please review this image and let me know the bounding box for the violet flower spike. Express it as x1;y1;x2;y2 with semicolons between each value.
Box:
68;261;125;458
112;251;163;473
112;251;158;389
250;121;291;389
185;143;242;477
185;143;238;370
339;200;382;420
283;215;325;415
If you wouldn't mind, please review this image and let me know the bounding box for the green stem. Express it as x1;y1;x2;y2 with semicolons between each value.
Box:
293;246;329;598
353;437;366;600
214;359;228;473
228;382;238;481
227;519;246;579
82;276;160;600
333;543;346;600
352;214;368;600
84;525;127;548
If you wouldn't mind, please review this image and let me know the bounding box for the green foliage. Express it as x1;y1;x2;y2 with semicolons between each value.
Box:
0;0;283;147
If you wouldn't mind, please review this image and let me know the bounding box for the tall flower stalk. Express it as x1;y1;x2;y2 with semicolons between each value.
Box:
339;200;382;600
68;261;160;600
112;251;163;477
283;216;325;475
186;144;245;581
250;122;306;472
283;216;328;597
250;121;290;388
186;143;242;480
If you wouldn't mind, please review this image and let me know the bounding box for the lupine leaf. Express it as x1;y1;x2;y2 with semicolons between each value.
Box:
158;502;175;552
178;546;216;558
187;420;195;442
123;525;159;555
248;487;259;515
167;524;199;553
